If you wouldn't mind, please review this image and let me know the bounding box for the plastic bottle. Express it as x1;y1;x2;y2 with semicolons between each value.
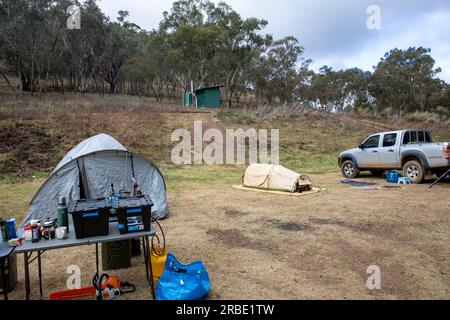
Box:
24;226;33;241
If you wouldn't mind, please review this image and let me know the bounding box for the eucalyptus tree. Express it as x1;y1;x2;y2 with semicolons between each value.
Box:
103;10;141;94
205;1;269;107
0;0;59;92
159;0;269;106
370;47;443;117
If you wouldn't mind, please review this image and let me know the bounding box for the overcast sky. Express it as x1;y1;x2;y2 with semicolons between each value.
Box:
97;0;450;82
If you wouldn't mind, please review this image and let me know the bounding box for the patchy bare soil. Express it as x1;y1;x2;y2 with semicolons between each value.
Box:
5;173;450;300
0;122;64;176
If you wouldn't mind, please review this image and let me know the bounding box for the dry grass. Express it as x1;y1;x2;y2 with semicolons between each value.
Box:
235;103;314;122
0;92;182;119
2;93;449;178
4;173;450;300
0;93;214;176
406;112;442;125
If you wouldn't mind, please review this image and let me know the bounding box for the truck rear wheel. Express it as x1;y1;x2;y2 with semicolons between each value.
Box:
341;160;360;179
403;160;424;184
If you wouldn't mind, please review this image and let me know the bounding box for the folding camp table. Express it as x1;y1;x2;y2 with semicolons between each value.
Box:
15;220;156;300
0;243;15;300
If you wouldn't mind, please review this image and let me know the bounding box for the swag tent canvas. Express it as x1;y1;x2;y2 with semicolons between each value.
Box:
243;164;312;193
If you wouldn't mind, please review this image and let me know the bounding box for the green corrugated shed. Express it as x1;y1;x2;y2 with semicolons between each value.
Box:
194;86;222;108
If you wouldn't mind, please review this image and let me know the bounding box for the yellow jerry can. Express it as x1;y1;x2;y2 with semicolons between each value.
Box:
151;244;168;279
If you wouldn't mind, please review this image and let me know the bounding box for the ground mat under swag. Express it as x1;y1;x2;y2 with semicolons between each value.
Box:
232;185;322;196
341;179;377;187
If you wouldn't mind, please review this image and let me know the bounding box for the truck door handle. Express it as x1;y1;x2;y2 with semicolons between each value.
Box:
372;151;378;153
388;150;395;153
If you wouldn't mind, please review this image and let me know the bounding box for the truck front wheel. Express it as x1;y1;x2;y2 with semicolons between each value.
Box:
403;160;424;184
341;160;360;179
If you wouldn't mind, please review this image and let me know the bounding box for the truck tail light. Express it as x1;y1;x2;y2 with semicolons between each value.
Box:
445;143;450;160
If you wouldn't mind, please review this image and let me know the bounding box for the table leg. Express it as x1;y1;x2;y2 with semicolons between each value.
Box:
1;258;7;300
24;253;30;300
143;236;156;300
38;251;43;297
95;243;99;276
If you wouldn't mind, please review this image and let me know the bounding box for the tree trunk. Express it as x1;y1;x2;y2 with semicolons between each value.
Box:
20;72;31;92
0;69;15;92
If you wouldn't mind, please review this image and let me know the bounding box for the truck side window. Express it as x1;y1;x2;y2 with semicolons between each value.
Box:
411;131;417;143
418;131;425;142
363;135;380;149
403;132;410;144
425;131;432;143
383;133;397;147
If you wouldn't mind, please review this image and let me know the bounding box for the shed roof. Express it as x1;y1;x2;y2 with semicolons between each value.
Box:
194;85;223;93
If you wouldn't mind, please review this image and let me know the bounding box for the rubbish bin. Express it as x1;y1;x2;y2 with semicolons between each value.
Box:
101;240;131;271
0;252;17;293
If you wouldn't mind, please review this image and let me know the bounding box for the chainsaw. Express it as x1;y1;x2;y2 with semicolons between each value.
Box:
49;273;135;300
93;273;136;300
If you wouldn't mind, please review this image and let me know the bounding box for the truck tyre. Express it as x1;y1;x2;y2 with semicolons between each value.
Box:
403;160;424;184
341;160;360;179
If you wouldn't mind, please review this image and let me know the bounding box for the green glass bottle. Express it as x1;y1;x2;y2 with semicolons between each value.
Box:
57;197;69;233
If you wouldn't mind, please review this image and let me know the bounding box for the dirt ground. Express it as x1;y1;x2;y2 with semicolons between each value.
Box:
6;173;450;300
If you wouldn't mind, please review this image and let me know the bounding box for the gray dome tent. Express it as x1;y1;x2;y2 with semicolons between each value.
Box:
21;134;169;227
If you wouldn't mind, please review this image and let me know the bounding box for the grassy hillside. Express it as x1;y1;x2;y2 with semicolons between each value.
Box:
1;92;449;189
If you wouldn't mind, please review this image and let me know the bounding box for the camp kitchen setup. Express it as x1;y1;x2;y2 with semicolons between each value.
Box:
1;134;170;300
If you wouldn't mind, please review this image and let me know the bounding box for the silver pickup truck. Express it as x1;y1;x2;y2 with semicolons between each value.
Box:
338;129;450;183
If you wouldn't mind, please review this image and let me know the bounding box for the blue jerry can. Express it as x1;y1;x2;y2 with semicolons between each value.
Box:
386;171;400;184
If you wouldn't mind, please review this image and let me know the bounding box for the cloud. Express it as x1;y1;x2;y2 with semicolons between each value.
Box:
96;0;450;82
340;10;450;81
97;0;171;30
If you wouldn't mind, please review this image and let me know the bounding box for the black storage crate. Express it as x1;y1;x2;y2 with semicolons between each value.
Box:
115;196;153;234
71;199;110;239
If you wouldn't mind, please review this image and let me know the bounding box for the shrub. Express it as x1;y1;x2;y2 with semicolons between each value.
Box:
406;112;441;124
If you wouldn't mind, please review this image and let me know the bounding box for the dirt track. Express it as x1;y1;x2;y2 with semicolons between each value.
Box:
6;173;450;300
